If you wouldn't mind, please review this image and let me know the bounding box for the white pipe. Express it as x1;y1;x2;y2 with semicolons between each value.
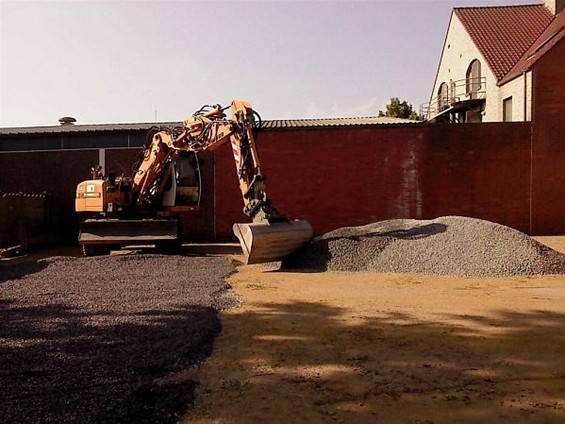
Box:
98;148;106;175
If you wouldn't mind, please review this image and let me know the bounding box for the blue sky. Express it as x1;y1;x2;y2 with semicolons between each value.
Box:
0;0;543;127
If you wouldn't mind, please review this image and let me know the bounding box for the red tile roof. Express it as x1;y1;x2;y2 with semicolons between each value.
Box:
500;8;565;84
455;5;553;81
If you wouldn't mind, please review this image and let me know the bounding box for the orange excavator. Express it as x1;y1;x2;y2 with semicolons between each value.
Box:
75;100;312;263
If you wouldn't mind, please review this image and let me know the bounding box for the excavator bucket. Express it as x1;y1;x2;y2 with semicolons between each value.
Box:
79;219;179;245
233;220;313;264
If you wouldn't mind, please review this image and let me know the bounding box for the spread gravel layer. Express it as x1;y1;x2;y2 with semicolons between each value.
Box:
0;255;238;424
282;216;565;277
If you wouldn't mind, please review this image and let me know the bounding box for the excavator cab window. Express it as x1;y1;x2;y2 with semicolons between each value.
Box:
174;151;202;206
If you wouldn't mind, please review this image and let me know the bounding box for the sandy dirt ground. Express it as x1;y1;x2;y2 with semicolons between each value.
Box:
185;237;565;424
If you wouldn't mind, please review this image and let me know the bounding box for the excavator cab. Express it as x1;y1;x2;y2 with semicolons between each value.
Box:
174;151;202;206
159;151;202;209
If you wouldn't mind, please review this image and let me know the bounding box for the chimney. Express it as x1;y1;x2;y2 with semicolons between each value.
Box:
544;0;565;15
58;116;77;126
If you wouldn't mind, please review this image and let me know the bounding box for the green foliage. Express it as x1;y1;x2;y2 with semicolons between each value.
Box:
378;97;419;120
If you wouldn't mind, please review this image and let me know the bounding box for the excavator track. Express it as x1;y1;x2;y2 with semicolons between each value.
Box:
79;219;180;256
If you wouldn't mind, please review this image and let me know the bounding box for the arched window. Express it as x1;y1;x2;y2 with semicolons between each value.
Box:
438;82;449;111
466;60;482;97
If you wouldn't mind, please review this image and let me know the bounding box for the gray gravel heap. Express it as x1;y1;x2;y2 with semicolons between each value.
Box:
0;255;238;424
282;216;565;277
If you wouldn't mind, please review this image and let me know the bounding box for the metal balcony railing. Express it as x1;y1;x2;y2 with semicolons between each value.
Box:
420;77;486;121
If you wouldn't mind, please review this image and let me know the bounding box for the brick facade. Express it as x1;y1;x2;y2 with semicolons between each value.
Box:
422;123;531;232
531;39;565;234
215;126;428;238
214;123;534;238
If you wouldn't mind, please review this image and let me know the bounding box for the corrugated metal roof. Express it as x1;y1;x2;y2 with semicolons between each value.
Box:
0;122;176;136
455;5;553;81
261;116;418;129
0;116;419;136
500;8;565;84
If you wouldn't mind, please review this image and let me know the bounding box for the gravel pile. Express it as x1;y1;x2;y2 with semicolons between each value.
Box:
282;216;565;277
0;255;238;423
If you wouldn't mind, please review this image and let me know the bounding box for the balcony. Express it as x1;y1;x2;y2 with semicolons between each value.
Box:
420;77;486;122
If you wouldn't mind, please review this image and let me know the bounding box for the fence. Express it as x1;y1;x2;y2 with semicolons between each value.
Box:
0;192;61;252
421;77;487;120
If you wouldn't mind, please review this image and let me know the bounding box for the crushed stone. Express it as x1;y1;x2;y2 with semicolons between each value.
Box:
281;216;565;277
0;255;238;423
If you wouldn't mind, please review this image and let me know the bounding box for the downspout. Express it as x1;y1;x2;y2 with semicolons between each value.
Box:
99;148;106;174
529;71;535;235
529;124;534;235
523;71;528;122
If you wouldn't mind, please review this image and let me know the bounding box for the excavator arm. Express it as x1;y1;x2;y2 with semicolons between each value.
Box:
128;100;312;263
134;101;282;219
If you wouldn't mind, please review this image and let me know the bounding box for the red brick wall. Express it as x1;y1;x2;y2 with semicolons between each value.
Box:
214;123;531;238
0;119;553;242
213;126;427;238
422;123;531;232
531;39;565;234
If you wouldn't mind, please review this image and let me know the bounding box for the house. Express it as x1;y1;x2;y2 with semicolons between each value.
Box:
424;0;565;123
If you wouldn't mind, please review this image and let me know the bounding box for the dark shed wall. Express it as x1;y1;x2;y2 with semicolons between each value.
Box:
0;147;217;241
0;149;99;241
0;131;146;151
531;39;565;234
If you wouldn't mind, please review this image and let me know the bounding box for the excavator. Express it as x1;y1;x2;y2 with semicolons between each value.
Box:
75;100;312;264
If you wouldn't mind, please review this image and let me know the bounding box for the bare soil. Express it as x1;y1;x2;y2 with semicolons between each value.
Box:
186;236;565;424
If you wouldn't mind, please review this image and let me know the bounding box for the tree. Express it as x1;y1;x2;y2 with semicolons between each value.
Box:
378;97;419;120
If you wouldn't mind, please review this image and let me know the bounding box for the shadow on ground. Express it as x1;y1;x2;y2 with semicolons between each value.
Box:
0;261;48;283
0;300;220;423
198;299;565;423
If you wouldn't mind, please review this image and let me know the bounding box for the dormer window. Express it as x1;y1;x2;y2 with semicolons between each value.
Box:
466;60;482;98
